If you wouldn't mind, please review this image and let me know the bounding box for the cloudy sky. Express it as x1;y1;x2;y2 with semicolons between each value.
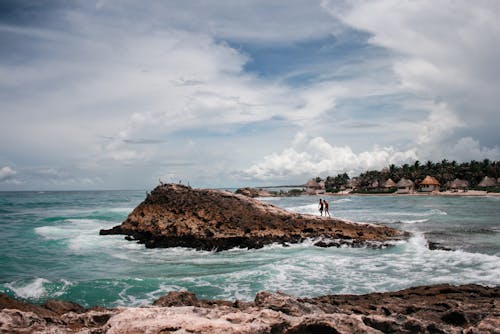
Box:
1;0;499;190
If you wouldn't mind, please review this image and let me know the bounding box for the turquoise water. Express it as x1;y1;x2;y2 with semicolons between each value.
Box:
0;191;499;308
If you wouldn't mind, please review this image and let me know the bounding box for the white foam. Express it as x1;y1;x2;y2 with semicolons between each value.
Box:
108;207;134;213
399;219;429;224
35;219;126;254
287;204;320;215
258;197;280;201
6;278;50;299
334;198;352;203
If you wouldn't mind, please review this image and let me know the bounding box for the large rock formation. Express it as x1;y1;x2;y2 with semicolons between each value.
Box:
1;284;498;333
100;184;408;251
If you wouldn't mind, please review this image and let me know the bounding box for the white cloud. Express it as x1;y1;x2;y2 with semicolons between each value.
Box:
326;0;500;124
241;132;417;180
318;0;500;166
1;1;499;189
0;166;17;182
445;137;500;162
416;102;463;146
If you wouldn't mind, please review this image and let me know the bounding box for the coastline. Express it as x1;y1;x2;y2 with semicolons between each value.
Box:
1;284;498;333
313;190;500;197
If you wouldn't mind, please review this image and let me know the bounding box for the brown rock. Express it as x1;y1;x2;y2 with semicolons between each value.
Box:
100;184;408;251
235;187;274;198
1;284;498;333
41;299;85;315
0;293;56;319
153;291;198;307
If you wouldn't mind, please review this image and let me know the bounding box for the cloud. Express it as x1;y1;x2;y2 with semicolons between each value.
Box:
440;137;500;162
0;166;17;182
326;0;500;126
1;1;499;189
314;0;500;170
240;132;417;180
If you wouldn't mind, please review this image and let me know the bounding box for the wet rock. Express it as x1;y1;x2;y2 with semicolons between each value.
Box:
428;241;453;251
100;184;408;251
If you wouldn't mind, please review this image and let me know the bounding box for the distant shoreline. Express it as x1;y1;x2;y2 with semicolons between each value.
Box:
316;190;500;197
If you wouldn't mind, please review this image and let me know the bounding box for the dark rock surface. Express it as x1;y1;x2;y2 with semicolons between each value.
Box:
100;184;408;251
1;284;498;333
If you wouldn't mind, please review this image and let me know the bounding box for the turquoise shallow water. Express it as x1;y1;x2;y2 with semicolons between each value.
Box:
0;191;499;308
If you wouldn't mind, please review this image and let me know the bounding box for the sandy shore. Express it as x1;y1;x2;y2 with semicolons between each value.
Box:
323;190;500;197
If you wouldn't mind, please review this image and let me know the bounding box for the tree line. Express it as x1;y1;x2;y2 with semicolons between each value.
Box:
322;159;499;191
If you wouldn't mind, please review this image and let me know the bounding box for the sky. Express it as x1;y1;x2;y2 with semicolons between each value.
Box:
1;0;499;190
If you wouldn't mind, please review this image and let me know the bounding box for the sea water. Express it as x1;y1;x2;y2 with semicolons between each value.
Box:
0;191;499;308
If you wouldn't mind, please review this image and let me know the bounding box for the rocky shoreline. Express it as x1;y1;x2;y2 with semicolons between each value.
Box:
1;284;498;333
100;184;409;251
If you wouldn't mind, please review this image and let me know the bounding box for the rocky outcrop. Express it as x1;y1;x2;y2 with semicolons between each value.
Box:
235;187;275;198
1;284;498;333
100;184;408;251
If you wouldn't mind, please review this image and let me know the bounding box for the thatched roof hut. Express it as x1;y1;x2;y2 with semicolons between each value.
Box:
396;178;414;188
306;179;321;189
478;176;497;188
419;175;440;192
449;178;469;190
420;175;440;186
383;178;396;188
306;178;325;195
396;178;414;194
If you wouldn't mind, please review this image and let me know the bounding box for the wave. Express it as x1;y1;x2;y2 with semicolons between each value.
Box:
396;219;429;224
4;278;71;300
334;198;352;203
107;207;134;213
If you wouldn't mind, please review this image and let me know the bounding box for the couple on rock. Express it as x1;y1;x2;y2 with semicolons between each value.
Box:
318;198;330;217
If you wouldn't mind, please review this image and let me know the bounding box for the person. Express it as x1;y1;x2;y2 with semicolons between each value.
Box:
324;199;330;217
318;198;324;216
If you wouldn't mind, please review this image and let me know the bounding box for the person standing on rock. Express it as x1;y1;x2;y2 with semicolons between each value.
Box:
318;199;324;216
324;200;330;217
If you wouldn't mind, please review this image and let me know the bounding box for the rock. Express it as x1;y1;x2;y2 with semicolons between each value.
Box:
153;291;198;307
235;187;274;198
428;241;453;251
0;293;56;319
254;291;320;316
42;299;85;315
0;284;498;333
100;184;408;251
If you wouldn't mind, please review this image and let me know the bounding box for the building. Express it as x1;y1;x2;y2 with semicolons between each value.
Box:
448;178;469;192
478;176;497;188
383;178;396;189
419;175;440;192
396;178;414;194
306;178;325;195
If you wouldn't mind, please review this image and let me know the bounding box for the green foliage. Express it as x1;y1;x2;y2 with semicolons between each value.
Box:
325;187;340;193
486;187;500;193
324;159;499;191
286;188;305;196
352;188;397;194
325;172;349;190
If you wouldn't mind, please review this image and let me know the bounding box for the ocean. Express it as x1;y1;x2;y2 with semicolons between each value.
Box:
0;190;499;308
